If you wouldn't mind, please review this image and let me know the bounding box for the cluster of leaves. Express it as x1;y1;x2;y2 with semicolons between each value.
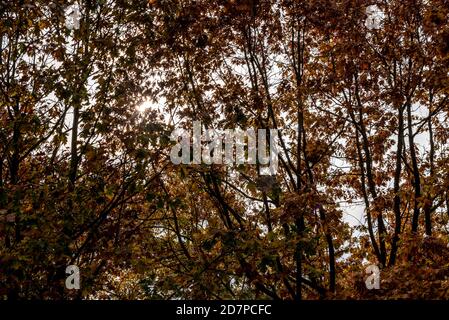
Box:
0;0;448;300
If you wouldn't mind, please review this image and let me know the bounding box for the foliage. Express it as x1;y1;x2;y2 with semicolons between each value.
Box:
0;0;448;300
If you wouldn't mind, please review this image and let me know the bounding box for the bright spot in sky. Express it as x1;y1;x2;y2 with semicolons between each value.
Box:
137;100;155;113
137;97;167;117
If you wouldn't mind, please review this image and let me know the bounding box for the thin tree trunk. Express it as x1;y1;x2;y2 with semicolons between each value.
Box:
424;99;434;236
389;105;404;266
407;101;421;233
318;206;335;293
355;129;382;263
354;74;387;266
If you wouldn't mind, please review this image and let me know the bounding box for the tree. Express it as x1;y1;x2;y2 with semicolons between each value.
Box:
0;0;448;300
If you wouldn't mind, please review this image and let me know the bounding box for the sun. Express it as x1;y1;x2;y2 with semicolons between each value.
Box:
136;100;154;113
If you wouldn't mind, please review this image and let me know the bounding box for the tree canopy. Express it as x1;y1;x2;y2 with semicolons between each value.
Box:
1;0;448;299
